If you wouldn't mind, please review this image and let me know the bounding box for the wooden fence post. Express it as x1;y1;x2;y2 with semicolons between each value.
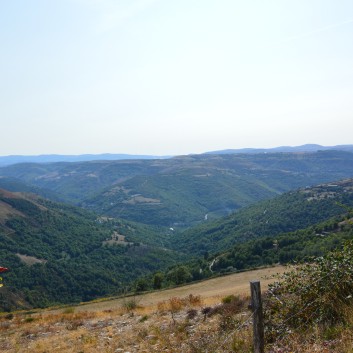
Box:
250;280;265;353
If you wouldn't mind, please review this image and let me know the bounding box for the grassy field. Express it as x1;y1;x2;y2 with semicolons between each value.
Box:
65;265;286;313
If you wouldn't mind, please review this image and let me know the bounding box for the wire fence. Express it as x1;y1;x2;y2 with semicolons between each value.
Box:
210;262;353;353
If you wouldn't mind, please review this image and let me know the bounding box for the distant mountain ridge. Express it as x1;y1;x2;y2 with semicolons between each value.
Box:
1;144;352;167
0;153;171;167
205;144;353;155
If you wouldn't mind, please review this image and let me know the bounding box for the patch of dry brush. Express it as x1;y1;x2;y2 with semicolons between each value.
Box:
2;288;353;352
0;294;253;353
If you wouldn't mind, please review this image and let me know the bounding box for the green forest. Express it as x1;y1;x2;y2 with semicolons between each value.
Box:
0;191;185;310
2;150;353;227
1;151;353;311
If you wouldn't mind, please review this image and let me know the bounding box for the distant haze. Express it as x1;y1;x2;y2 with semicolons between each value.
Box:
0;144;352;167
1;1;353;155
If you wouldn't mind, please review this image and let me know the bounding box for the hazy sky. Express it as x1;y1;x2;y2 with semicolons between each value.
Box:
1;0;353;156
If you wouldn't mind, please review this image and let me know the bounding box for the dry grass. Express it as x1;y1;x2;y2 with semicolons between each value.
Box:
2;265;352;352
0;267;283;352
51;265;285;315
0;293;253;353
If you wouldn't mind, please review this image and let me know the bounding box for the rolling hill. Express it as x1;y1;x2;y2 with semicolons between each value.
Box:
1;175;353;310
131;178;353;293
1;150;353;227
172;178;353;255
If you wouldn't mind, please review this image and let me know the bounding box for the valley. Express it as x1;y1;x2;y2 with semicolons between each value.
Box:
3;0;352;349
0;150;353;310
1;148;353;352
1;150;353;227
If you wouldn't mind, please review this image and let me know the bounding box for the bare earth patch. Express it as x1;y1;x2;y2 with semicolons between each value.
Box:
123;195;161;205
16;254;47;266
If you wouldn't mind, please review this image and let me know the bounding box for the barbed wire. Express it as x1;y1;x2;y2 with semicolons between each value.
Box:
211;268;338;352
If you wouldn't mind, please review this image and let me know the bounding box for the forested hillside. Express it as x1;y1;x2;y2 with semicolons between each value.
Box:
1;150;353;227
0;189;185;310
1;176;353;310
127;211;353;293
173;178;353;254
82;177;353;294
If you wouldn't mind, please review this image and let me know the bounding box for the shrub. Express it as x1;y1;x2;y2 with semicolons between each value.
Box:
169;297;184;323
187;294;202;306
201;306;212;321
122;297;138;313
265;240;353;341
186;309;198;320
222;294;236;304
211;295;246;316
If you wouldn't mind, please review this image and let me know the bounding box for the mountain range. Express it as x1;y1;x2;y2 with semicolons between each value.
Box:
1;150;353;227
205;143;353;155
0;153;170;167
1;144;353;167
1;146;353;310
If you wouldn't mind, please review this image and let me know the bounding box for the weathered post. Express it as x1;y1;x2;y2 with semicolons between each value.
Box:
250;280;264;353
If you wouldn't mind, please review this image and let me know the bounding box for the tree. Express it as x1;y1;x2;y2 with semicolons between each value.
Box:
167;266;192;285
153;272;164;289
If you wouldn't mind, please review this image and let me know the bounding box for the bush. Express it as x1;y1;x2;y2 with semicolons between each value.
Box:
265;240;353;341
186;309;198;320
211;295;246;316
121;297;138;313
222;294;237;304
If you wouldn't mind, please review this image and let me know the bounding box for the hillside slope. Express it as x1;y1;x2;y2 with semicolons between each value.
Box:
173;178;353;255
1;151;353;227
0;189;185;310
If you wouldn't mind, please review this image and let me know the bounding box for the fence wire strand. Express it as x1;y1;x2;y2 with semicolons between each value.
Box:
209;265;353;353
